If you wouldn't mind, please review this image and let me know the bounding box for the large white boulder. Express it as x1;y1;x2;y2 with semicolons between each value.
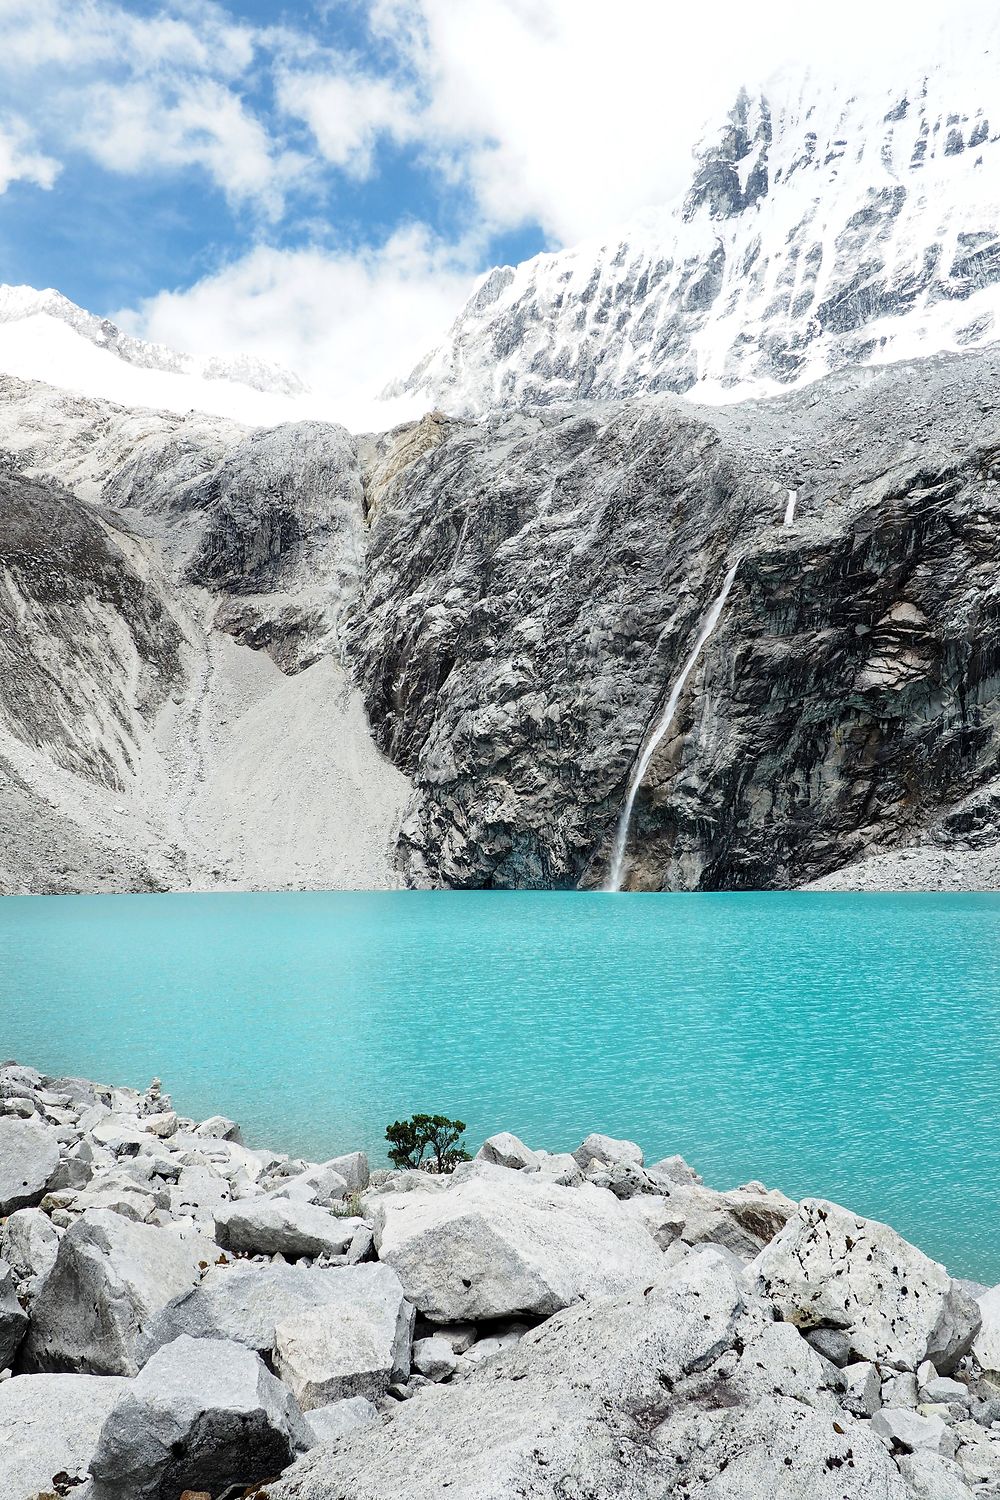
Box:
371;1163;663;1320
137;1260;389;1363
0;1372;130;1500
86;1334;311;1499
22;1208;201;1375
974;1283;1000;1374
752;1199;981;1372
0;1115;60;1213
0;1206;60;1297
265;1250;907;1500
274;1263;414;1408
214;1198;363;1259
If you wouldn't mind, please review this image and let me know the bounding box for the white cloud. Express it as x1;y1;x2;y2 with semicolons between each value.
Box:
0;116;59;193
117;226;478;427
77;77;306;215
277;67;418;178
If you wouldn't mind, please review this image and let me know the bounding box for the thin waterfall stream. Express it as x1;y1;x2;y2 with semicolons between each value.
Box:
605;560;741;892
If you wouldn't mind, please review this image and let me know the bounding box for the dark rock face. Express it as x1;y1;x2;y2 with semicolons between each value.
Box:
0;466;181;788
348;407;752;888
353;346;1000;890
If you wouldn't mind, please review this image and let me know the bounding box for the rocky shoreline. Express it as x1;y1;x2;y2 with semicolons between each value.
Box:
0;1060;998;1499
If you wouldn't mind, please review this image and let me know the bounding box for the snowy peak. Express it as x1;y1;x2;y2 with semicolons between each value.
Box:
391;55;1000;414
0;284;308;398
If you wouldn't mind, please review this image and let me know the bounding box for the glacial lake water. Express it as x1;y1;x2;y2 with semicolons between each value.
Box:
0;890;997;1282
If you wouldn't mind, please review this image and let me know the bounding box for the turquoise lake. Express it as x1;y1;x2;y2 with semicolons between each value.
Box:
0;890;997;1282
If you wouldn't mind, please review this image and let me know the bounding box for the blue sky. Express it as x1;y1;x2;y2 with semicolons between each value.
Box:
0;0;978;401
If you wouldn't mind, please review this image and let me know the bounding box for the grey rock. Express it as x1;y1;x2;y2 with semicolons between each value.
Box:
753;1198;980;1371
214;1198;363;1259
841;1361;883;1417
0;1115;60;1212
871;1405;957;1458
921;1373;970;1404
270;1163;349;1208
0;1206;60;1294
137;1259;387;1363
273;1263;414;1408
975;1282;1000;1373
572;1132;644;1170
647;1153;703;1185
22;1208;200;1374
86;1333;311;1499
475;1132;541;1172
0;1371;129;1500
305;1396;379;1444
411;1333;458;1380
0;1259;28;1368
325;1151;370;1193
372;1164;663;1321
193;1113;243;1142
896;1452;976;1500
883;1371;919;1408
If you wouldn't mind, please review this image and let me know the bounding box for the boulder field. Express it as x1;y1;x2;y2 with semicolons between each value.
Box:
0;1061;997;1499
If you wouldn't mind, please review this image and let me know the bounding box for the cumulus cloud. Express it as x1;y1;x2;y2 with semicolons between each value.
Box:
117;226;478;426
277;67;418;178
78;77;306;216
0;117;59;194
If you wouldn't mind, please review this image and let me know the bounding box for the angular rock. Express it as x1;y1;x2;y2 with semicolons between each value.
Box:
412;1333;458;1380
325;1152;369;1193
0;1259;28;1368
0;1115;60;1213
306;1396;379;1444
0;1206;59;1295
871;1405;957;1458
372;1166;663;1321
214;1199;363;1259
270;1163;349;1208
974;1283;1000;1373
137;1260;386;1364
22;1208;200;1374
87;1334;310;1499
193;1114;243;1142
572;1132;643;1170
840;1360;882;1418
896;1452;976;1500
273;1263;414;1408
475;1133;541;1172
669;1179;796;1258
753;1198;981;1371
0;1371;130;1500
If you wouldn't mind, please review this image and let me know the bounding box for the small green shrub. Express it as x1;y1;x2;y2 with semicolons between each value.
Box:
385;1113;471;1174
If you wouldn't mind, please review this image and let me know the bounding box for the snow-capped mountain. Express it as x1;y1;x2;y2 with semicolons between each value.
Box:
389;53;1000;413
0;284;320;426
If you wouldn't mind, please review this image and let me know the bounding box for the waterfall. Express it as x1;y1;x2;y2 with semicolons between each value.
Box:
605;560;740;892
783;488;797;526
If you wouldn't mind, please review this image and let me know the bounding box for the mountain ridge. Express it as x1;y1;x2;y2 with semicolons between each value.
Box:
389;53;1000;414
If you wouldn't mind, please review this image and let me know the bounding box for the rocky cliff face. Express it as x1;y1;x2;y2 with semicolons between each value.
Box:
3;335;1000;894
352;347;1000;890
0;379;409;894
390;46;1000;415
